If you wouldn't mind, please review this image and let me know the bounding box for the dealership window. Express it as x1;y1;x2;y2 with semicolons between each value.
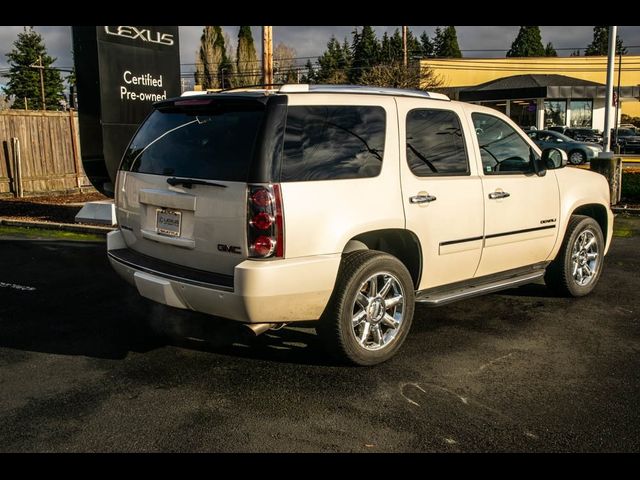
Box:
544;100;567;127
509;100;537;128
569;100;593;128
480;100;507;115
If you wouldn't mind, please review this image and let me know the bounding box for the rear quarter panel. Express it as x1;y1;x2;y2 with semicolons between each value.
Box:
279;94;405;258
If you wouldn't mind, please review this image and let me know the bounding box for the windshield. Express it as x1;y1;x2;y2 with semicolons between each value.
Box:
618;129;636;137
120;104;265;182
549;131;574;142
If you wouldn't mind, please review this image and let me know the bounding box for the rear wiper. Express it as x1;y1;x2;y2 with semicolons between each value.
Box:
166;177;227;189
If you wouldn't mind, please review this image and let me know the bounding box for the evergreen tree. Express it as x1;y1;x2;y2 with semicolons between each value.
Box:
570;49;581;57
216;29;234;88
316;36;350;84
585;26;627;56
544;42;558;57
406;30;422;60
506;26;545;57
433;26;462;58
303;59;316;83
195;26;224;89
420;31;434;57
236;26;259;86
4;27;64;110
349;26;380;83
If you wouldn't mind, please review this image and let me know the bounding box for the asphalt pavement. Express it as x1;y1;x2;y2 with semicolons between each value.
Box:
1;218;639;453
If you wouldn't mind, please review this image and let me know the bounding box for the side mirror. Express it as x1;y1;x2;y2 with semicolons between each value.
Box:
541;147;567;170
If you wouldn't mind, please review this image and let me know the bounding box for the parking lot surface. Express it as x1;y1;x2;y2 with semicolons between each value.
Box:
1;217;639;452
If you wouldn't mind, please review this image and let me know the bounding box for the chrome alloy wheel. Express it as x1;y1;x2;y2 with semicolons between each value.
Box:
350;272;405;351
571;229;599;286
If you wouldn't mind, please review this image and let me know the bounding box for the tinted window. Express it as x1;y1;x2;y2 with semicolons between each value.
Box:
406;109;469;176
472;113;534;175
120;104;265;182
281;106;385;182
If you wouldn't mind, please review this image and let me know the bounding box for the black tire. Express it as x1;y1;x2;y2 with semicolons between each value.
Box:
568;150;586;165
317;250;415;366
545;215;605;297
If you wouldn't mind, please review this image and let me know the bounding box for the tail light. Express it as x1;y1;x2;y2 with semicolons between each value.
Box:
247;184;284;258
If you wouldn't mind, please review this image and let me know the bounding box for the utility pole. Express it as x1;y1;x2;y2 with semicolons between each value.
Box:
402;26;408;67
31;55;46;111
603;26;617;153
262;26;273;87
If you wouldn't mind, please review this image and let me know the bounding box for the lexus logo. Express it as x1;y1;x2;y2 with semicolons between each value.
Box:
104;26;175;46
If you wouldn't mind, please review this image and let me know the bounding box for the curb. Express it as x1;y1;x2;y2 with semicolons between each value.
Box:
0;218;116;235
612;207;640;215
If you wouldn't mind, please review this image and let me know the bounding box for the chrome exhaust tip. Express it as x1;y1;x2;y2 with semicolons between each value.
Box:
243;323;281;336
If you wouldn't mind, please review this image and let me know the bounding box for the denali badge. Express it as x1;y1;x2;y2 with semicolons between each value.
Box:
540;218;557;224
218;244;242;255
104;26;175;46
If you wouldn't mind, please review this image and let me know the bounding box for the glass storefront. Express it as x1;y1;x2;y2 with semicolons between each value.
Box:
569;100;593;127
509;100;537;127
544;100;567;127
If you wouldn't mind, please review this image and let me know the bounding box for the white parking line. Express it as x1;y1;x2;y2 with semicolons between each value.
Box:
0;282;36;291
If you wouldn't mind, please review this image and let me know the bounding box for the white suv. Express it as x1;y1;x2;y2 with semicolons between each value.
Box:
107;84;613;365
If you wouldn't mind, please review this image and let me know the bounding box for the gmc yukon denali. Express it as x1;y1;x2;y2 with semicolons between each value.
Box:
107;84;613;365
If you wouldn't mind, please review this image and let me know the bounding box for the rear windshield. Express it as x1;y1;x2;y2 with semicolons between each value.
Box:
120;103;265;182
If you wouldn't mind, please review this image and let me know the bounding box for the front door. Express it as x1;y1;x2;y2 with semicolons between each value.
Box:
469;110;560;277
397;98;484;290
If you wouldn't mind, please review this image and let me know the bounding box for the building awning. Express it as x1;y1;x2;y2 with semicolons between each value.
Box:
457;74;640;102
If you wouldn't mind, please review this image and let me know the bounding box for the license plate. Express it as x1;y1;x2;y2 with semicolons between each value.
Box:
156;209;181;237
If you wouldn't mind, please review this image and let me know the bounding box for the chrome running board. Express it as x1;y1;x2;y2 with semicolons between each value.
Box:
415;270;545;306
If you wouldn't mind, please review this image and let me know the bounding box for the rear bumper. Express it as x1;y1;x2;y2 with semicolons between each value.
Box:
107;230;341;323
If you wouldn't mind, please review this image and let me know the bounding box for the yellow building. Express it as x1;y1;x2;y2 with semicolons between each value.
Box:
421;55;640;131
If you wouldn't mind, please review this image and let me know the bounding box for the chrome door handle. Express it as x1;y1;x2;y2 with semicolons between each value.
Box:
410;194;437;204
488;191;510;200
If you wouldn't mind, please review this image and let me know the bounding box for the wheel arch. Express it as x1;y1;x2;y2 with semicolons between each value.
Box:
571;203;609;250
342;229;422;289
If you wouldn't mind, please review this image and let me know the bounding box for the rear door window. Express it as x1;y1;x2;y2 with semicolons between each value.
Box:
281;106;385;181
120;103;265;182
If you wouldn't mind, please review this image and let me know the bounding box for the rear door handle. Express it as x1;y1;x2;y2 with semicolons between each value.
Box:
488;191;510;200
410;194;437;204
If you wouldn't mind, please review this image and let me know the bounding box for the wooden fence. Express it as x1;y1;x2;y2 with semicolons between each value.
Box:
0;110;92;196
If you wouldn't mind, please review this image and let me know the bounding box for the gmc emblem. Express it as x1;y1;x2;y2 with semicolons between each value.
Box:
218;244;242;255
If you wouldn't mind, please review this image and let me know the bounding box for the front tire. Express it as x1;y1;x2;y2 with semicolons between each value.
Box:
545;215;605;297
317;250;415;366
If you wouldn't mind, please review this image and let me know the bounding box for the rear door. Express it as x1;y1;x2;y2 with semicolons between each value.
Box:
115;96;271;276
397;98;484;290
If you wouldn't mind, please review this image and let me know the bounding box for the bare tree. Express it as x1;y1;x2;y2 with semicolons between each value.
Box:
360;61;442;90
273;43;298;84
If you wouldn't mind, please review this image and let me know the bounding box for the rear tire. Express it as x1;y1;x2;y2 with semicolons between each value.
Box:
568;150;586;165
317;250;415;366
545;215;604;297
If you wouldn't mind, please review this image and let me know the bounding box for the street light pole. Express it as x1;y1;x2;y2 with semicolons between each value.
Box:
603;26;617;153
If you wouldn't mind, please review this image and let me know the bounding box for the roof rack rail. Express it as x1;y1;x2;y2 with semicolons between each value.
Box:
279;84;450;101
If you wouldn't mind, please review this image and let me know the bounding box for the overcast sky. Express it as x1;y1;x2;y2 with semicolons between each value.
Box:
1;25;639;75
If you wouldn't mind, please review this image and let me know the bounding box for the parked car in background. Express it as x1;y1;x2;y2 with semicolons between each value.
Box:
548;126;568;135
564;128;603;145
528;130;603;165
612;128;640;153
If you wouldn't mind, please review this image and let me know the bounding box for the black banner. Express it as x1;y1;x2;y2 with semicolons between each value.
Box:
72;26;181;196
